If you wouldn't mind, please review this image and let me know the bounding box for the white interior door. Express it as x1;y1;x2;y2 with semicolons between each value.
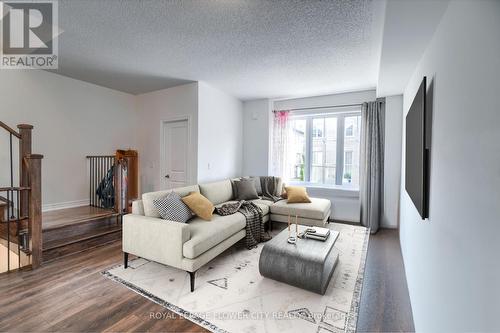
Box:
162;120;188;190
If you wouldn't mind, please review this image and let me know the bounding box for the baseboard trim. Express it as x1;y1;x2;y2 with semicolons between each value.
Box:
42;199;89;212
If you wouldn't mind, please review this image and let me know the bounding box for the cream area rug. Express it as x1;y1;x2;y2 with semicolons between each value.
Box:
103;223;369;333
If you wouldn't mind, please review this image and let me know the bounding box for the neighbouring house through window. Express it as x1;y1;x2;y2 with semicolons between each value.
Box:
284;107;361;189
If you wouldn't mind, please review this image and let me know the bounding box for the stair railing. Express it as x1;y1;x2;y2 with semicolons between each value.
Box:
86;155;128;216
0;121;43;272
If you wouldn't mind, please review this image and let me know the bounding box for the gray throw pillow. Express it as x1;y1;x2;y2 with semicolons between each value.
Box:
231;178;240;199
238;176;262;196
153;192;192;223
234;179;259;200
250;176;262;195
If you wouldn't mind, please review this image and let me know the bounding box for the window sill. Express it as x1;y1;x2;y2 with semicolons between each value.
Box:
287;181;359;198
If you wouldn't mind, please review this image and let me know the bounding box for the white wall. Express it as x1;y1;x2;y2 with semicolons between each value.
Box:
242;99;272;176
135;83;199;193
399;1;500;331
197;82;243;183
0;70;137;210
383;95;403;228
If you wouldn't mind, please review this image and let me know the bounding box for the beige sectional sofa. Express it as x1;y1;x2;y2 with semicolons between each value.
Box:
122;177;331;291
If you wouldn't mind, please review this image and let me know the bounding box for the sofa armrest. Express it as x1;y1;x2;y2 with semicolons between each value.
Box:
122;214;190;269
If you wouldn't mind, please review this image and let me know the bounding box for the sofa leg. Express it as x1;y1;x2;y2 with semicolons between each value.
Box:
189;271;196;292
124;252;129;269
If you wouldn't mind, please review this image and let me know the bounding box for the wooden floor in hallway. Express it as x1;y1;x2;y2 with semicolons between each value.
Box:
0;228;413;332
358;228;415;332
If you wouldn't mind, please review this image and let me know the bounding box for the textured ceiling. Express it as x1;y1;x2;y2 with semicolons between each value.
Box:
52;0;383;100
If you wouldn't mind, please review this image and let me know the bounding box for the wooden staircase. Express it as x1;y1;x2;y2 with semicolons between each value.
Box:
0;122;43;273
1;121;136;270
42;206;122;262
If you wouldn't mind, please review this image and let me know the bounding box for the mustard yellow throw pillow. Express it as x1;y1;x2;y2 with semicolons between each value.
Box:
285;186;311;203
181;192;214;221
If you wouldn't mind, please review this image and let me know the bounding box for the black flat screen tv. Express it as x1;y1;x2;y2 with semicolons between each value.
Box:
405;76;429;219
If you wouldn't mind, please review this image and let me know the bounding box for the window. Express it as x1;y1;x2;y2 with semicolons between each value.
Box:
345;124;354;137
344;151;353;184
285;110;361;188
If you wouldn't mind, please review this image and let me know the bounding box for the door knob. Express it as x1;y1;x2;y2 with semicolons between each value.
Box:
165;174;170;179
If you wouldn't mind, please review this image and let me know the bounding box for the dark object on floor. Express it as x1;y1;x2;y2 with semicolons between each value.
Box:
96;166;115;208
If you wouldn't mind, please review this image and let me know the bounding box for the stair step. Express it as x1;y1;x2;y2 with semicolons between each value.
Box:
0;237;20;255
43;225;122;251
42;227;121;262
41;206;123;263
0;216;29;223
43;211;120;231
0;224;19;244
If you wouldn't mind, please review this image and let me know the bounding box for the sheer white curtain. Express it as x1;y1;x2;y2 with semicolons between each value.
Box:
271;110;291;181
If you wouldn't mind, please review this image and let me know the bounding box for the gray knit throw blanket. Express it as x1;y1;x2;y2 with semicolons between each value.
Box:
215;201;271;249
260;176;283;202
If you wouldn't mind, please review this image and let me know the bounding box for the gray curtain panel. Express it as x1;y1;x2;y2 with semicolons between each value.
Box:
360;100;385;233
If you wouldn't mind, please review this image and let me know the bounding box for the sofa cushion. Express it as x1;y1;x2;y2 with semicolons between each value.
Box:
270;197;331;220
142;185;200;217
199;180;233;205
253;202;270;216
234;179;259;200
250;198;274;207
183;213;246;259
153;192;192;223
270;213;329;227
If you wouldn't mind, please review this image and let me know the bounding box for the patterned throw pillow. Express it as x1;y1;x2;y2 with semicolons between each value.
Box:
153;192;192;223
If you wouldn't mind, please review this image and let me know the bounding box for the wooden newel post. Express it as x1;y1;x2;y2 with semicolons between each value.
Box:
26;154;43;268
18;124;33;218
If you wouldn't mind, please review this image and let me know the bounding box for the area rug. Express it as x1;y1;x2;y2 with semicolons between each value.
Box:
102;223;369;333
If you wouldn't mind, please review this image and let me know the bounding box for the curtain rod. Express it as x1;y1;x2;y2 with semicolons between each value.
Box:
274;103;363;112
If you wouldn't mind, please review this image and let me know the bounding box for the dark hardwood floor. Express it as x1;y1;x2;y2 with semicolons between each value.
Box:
0;228;414;332
358;229;415;332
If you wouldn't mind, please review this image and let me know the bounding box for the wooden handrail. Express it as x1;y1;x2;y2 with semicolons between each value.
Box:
86;155;115;158
0;186;30;191
0;121;21;139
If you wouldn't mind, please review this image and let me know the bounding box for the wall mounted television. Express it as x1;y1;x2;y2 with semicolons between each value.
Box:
405;76;429;219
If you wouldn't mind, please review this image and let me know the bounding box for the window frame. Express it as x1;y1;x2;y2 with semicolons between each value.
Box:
290;110;361;188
